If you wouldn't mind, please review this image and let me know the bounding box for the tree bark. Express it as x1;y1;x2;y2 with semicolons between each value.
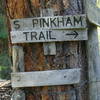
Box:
6;0;88;100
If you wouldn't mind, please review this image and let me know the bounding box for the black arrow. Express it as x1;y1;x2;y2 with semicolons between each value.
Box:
66;31;78;38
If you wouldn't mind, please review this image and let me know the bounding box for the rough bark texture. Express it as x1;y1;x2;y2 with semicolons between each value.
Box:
6;0;88;100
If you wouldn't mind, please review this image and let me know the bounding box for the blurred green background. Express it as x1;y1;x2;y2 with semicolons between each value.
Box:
0;1;11;80
0;39;11;80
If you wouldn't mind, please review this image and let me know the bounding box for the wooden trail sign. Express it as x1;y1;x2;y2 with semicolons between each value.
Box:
11;68;81;88
11;29;87;43
11;14;87;31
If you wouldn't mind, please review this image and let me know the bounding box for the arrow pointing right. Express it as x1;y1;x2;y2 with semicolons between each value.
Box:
66;31;79;38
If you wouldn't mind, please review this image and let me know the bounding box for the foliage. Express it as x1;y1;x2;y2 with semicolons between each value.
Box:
0;0;10;79
0;52;12;79
0;0;8;39
97;0;100;8
0;39;12;80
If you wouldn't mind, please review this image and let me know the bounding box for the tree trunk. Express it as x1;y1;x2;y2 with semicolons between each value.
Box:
6;0;88;100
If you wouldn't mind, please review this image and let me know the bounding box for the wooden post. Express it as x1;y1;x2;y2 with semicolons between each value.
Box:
86;0;100;100
11;46;25;100
87;26;100;100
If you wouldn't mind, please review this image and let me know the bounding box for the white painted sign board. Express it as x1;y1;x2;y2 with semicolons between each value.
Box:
11;14;87;31
11;29;87;43
11;68;81;88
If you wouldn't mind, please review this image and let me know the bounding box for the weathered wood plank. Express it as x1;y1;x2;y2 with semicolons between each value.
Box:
41;8;56;55
12;46;25;72
11;68;81;88
11;29;87;43
11;46;25;100
11;14;87;31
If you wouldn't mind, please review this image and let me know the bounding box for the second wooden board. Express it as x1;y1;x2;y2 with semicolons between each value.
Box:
11;68;81;88
11;29;87;43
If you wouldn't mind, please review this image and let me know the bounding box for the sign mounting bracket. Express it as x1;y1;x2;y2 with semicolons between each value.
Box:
41;8;56;55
